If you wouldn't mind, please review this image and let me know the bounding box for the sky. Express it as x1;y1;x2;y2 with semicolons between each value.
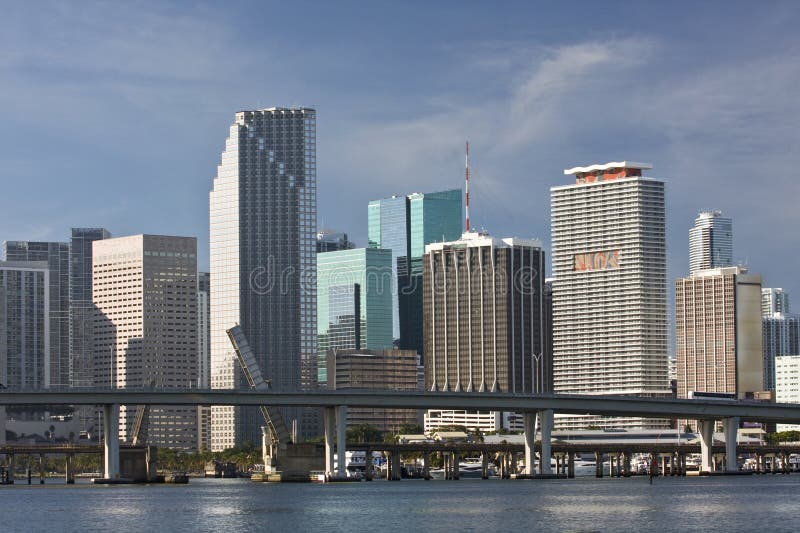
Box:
1;0;799;319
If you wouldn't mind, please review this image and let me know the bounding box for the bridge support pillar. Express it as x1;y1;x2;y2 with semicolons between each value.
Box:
481;453;489;479
567;452;575;478
38;454;45;484
622;452;631;477
65;454;75;484
595;452;603;478
391;450;401;481
323;407;335;477
336;405;348;479
365;449;373;481
7;454;13;484
453;452;460;480
661;454;668;477
423;453;431;480
723;417;739;472
538;409;553;476
103;404;120;480
523;411;536;476
698;420;714;473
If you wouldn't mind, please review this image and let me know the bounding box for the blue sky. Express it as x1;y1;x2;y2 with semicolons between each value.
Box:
2;1;799;310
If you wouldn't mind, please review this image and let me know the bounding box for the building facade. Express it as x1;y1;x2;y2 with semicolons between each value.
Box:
688;210;733;275
317;248;393;386
368;189;462;354
762;288;790;317
210;107;317;450
675;267;764;402
316;230;354;253
762;313;800;391
775;355;800;432
3;241;69;388
93;235;198;450
551;162;670;430
326;349;419;432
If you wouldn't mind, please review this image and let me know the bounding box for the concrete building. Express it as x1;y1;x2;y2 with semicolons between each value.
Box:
93;235;198;450
3;241;69;388
368;189;462;354
551;162;670;429
675;266;764;404
68;228;111;388
317;230;355;253
762;288;790;317
210;107;317;450
423;410;525;434
762;313;800;391
775;355;800;432
689;210;733;275
317;248;393;386
326;349;418;432
197;272;211;451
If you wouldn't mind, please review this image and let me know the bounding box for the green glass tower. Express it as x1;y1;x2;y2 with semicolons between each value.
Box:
368;189;462;355
317;248;394;385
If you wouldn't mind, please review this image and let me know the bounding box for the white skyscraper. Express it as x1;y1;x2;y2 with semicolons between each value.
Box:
210;108;317;450
689;210;733;275
551;162;670;429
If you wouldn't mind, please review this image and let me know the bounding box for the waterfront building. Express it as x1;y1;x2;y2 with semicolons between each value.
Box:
775;355;800;432
423;410;525;433
317;248;393;386
210;107;317;450
68;228;111;388
368;189;462;354
3;241;69;388
316;229;355;253
688;210;733;275
92;235;198;450
551;162;670;429
326;348;419;432
675;266;764;404
762;288;790;317
197;272;211;451
762;313;800;391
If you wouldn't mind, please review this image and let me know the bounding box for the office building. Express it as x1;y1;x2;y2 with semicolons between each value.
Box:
775;355;800;432
675;267;763;404
197;272;211;451
210;107;317;450
551;162;670;430
3;241;69;387
93;235;198;450
368;189;462;353
68;228;111;388
316;229;354;253
762;313;800;391
762;288;790;317
317;248;393;386
326;348;419;432
689;210;733;274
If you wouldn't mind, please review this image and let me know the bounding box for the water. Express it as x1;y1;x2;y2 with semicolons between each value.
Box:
2;476;799;532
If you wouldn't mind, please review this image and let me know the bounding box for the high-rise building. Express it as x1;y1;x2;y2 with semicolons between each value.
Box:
551;162;670;430
316;229;355;253
368;189;462;354
675;266;763;402
3;241;69;387
775;355;800;431
762;288;790;317
317;248;393;386
762;313;800;391
68;228;111;388
210;107;317;450
92;235;198;450
423;231;547;393
688;210;733;275
326;348;419;432
197;272;211;451
0;261;49;389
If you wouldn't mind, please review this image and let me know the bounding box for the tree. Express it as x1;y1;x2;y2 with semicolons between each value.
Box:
346;424;383;444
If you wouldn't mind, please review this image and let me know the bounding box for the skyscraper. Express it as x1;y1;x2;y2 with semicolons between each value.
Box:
316;229;355;253
762;288;790;317
762;313;800;391
368;189;462;354
93;235;198;450
317;248;393;386
197;272;211;389
3;241;69;387
551;162;670;429
210;107;317;450
423;231;547;393
68;228;111;388
689;210;733;275
675;266;763;402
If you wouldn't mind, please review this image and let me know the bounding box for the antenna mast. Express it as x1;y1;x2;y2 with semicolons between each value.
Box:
465;141;470;232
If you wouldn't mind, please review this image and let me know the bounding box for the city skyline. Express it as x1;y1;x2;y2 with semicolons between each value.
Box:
1;2;799;306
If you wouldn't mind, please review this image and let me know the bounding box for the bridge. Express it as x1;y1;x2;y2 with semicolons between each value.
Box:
2;389;799;481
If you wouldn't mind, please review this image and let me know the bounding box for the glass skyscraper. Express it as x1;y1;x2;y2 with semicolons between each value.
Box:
368;189;462;354
317;248;393;386
689;210;733;275
210;107;317;450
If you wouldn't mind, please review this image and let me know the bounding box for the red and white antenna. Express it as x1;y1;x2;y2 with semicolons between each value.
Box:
465;141;470;232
